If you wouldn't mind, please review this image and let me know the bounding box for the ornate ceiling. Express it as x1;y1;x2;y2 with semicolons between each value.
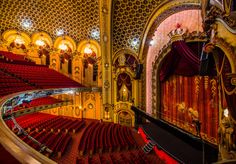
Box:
112;0;165;53
0;0;201;55
0;0;100;43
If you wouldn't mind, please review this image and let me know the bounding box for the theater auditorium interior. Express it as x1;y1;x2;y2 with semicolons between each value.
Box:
0;0;236;164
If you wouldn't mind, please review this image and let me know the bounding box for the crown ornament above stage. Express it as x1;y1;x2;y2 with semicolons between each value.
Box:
168;23;188;42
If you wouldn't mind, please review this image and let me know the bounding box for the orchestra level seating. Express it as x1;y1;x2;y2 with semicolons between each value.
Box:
4;113;164;163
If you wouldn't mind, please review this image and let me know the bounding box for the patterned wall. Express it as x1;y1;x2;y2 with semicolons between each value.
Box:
112;0;164;53
0;0;100;43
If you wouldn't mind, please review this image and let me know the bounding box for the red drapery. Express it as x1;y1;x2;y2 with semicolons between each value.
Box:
160;41;202;82
161;75;219;144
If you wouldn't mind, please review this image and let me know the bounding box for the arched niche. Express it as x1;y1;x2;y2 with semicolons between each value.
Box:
113;103;135;127
53;36;76;73
31;32;53;65
75;40;101;86
112;49;139;107
2;29;31;55
118;111;132;127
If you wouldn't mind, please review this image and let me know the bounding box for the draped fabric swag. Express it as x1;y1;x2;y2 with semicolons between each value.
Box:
216;48;236;122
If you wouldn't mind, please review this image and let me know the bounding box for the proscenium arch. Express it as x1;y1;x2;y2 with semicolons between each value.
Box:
141;5;202;113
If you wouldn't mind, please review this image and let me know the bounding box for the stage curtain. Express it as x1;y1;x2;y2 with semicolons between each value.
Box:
161;75;219;144
159;41;219;143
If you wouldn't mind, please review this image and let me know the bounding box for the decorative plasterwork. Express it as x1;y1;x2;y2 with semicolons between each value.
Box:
212;36;236;73
0;0;100;43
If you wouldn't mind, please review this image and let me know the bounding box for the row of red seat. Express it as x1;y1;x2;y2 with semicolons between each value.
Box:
20;130;71;158
12;97;63;112
15;113;56;129
5;113;86;159
7;113;85;134
0;70;36;97
0;51;26;62
78;121;137;156
76;150;156;164
0;62;83;89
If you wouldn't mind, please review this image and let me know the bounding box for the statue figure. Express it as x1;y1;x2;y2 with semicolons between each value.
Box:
188;108;201;137
118;54;126;66
218;108;235;152
119;83;130;102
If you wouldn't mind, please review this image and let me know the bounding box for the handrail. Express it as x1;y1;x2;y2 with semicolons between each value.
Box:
0;93;56;164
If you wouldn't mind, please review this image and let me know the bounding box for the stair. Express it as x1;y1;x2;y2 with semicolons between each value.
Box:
142;140;156;154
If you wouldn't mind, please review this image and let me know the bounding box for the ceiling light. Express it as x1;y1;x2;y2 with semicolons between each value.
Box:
131;38;139;47
91;29;100;39
56;29;64;36
65;90;74;95
149;40;155;46
21;19;32;29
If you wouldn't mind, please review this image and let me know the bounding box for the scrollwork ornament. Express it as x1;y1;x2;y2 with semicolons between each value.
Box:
104;80;110;89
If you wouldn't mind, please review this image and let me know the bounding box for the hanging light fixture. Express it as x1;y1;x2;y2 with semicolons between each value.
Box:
59;43;68;51
14;36;25;45
35;39;45;46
